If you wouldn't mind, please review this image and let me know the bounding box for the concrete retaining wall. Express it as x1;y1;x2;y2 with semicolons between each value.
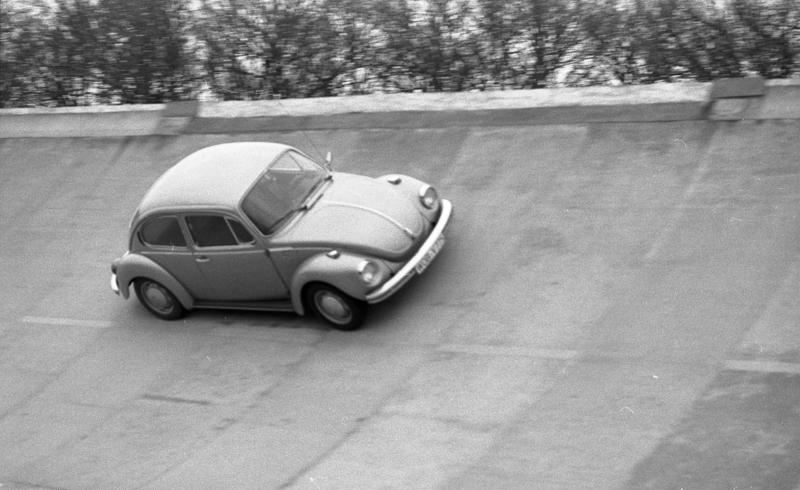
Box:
0;79;797;138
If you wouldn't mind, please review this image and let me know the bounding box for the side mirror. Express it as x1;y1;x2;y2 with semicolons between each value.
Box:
325;151;333;170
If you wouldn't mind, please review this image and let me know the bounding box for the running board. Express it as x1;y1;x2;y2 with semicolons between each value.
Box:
193;299;295;313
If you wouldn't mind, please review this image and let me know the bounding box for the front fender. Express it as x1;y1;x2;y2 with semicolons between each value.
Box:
378;173;440;221
114;253;194;310
378;173;428;196
290;252;374;315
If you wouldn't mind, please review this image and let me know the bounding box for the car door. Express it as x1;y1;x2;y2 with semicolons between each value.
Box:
137;214;217;300
184;214;288;301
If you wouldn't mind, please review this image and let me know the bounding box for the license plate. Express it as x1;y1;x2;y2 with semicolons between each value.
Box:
415;234;445;274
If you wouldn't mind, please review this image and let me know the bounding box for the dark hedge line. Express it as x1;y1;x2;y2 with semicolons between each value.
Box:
1;0;797;107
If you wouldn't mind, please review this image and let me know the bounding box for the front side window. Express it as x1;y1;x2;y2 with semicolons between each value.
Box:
186;215;254;247
228;219;254;244
242;150;327;234
139;216;186;247
186;215;237;247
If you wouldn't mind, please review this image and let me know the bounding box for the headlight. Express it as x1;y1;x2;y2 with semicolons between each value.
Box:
358;260;380;285
419;185;439;209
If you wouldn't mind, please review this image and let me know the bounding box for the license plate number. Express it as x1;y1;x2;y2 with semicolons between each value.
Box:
415;234;445;274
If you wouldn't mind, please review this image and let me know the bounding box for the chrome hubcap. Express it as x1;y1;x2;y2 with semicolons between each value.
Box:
143;282;173;314
315;291;352;324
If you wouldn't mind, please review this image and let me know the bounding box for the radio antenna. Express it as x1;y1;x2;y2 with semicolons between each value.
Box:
273;97;326;163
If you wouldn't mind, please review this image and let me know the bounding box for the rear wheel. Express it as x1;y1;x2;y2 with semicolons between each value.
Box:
305;283;366;331
134;279;185;320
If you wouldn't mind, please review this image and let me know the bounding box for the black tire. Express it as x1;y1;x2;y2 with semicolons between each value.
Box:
304;283;366;331
134;278;186;320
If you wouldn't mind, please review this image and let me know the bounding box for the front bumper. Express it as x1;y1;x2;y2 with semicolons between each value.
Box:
110;273;120;295
365;199;452;304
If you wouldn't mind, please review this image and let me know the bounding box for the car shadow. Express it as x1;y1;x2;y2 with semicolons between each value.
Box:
119;302;326;332
187;308;324;330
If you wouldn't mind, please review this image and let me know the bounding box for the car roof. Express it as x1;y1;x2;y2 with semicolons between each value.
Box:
135;142;292;218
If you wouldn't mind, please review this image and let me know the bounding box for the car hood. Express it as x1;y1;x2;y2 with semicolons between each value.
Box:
272;173;425;261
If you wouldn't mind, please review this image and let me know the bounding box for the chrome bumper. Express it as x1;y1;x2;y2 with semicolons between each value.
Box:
366;199;452;304
110;273;120;295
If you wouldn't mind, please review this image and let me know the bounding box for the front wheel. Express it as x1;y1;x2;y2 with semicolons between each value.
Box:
134;279;186;320
305;283;366;331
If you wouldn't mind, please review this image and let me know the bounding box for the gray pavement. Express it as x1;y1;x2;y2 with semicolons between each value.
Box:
0;84;799;490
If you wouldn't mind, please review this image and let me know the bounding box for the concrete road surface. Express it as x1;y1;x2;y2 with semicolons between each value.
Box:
1;111;799;489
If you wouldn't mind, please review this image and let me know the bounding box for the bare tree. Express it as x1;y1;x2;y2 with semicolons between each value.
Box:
732;0;798;78
1;1;54;106
520;0;583;88
475;0;526;88
96;0;189;103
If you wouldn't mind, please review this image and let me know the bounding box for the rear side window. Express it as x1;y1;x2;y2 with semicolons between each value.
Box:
139;216;186;247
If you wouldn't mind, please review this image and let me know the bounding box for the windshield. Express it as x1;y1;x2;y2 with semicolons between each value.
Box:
241;150;327;234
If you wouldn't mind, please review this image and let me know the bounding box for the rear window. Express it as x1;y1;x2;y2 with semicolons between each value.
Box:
139;216;186;247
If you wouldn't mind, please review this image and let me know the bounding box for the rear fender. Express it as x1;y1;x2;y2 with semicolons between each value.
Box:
290;252;371;315
115;253;194;309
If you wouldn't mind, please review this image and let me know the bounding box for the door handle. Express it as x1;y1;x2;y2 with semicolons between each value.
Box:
195;256;210;263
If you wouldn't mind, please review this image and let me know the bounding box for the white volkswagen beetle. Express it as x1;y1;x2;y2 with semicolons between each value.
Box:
111;142;452;330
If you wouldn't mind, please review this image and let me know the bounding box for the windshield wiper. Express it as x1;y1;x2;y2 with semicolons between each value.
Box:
302;189;324;210
300;176;330;210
